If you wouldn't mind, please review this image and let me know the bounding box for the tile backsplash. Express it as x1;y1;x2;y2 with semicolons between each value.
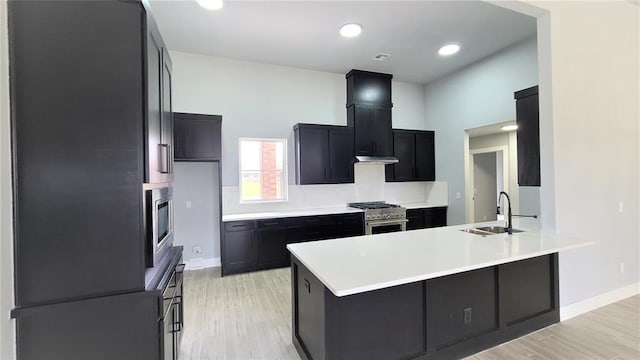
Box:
223;163;448;214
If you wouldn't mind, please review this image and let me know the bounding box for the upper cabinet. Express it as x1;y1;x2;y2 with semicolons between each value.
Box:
346;70;393;107
9;0;170;307
174;112;222;161
515;86;540;186
294;124;354;184
348;105;393;157
386;130;435;182
146;15;174;184
346;70;394;158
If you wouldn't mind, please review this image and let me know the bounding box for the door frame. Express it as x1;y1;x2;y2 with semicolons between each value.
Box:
464;139;512;223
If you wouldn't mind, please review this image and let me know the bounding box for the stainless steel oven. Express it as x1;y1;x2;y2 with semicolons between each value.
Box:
366;218;408;235
348;202;408;235
145;186;174;267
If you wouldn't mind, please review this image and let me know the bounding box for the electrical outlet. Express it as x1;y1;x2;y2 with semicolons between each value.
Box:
456;192;461;199
192;245;202;255
618;201;624;213
186;200;192;209
463;308;472;324
619;262;625;274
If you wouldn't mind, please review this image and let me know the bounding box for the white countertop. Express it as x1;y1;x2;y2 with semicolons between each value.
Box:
287;219;593;297
222;206;363;222
222;203;446;222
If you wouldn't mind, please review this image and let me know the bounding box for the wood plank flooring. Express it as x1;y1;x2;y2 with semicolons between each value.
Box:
180;267;639;360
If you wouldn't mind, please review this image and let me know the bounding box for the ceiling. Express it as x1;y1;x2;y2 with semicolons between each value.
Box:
148;0;536;85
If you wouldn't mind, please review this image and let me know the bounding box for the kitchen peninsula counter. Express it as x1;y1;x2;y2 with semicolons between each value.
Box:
287;219;592;297
288;219;593;360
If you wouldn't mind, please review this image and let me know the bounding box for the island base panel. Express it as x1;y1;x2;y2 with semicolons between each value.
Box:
291;253;559;360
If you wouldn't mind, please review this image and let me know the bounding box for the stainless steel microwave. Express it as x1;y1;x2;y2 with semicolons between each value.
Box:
145;186;174;267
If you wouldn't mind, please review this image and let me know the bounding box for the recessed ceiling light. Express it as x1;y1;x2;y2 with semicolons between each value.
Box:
197;0;223;10
438;43;460;56
340;23;362;38
501;125;518;131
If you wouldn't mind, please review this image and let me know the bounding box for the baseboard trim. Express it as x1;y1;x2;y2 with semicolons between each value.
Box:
560;282;640;321
183;257;221;271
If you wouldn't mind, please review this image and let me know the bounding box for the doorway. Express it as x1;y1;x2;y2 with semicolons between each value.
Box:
472;151;502;222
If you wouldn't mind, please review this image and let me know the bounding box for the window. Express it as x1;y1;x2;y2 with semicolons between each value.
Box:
239;138;287;202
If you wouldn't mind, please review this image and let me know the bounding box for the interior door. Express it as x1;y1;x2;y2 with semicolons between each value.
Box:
473;152;498;222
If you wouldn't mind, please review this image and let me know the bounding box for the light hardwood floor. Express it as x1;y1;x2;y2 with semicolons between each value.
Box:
180;267;639;360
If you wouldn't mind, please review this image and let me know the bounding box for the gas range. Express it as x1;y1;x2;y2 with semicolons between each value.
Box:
348;202;407;234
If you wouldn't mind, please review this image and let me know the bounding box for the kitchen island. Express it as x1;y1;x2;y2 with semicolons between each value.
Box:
287;219;593;360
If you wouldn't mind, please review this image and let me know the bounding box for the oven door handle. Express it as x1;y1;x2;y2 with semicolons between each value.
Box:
367;219;409;226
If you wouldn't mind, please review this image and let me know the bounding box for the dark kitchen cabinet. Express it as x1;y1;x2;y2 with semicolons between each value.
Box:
222;221;256;275
347;105;393;157
256;219;289;268
174;112;222;161
346;69;393;107
406;207;447;230
9;1;181;358
515;86;540;186
221;213;364;276
386;129;435;182
147;16;174;184
294;124;354;184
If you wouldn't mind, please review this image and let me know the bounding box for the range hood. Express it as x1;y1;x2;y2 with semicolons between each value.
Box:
346;69;398;164
355;156;399;164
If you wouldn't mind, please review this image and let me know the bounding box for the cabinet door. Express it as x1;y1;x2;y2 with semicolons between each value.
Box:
146;21;163;184
406;209;425;230
424;207;447;228
328;127;354;183
174;113;222;161
371;107;393;156
223;230;255;274
415;131;435;181
516;90;540;186
298;126;330;184
391;131;415;181
352;106;374;156
160;48;174;181
173;116;187;159
256;228;289;268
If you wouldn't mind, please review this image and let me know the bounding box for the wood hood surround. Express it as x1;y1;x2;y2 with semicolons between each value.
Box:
346;69;398;164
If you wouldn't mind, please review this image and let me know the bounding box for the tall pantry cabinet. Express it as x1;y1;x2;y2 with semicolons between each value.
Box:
8;1;182;359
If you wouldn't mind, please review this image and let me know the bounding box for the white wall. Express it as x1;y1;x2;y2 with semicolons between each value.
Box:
424;36;538;225
170;51;446;215
0;1;14;358
516;1;640;307
170;51;427;187
173;162;220;264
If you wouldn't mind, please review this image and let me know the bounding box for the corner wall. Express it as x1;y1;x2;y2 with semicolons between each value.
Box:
521;1;640;307
423;37;538;225
0;0;15;358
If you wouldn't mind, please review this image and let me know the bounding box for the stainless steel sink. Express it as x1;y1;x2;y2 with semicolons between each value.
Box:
475;226;524;234
460;226;524;236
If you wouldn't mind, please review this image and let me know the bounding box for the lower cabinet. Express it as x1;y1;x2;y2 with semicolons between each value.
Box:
292;253;559;360
407;207;447;230
222;213;364;276
12;249;185;360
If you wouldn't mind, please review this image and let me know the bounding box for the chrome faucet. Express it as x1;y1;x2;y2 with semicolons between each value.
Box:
498;191;512;234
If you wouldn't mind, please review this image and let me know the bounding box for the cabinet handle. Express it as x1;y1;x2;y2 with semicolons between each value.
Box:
307;231;320;236
304;278;311;293
159;144;170;173
324;168;327;180
262;222;279;226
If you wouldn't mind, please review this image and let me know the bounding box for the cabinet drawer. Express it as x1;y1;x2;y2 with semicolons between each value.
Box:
224;221;255;232
257;218;286;229
286;215;334;228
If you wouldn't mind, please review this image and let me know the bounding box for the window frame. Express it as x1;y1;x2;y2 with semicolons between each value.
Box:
238;137;288;204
